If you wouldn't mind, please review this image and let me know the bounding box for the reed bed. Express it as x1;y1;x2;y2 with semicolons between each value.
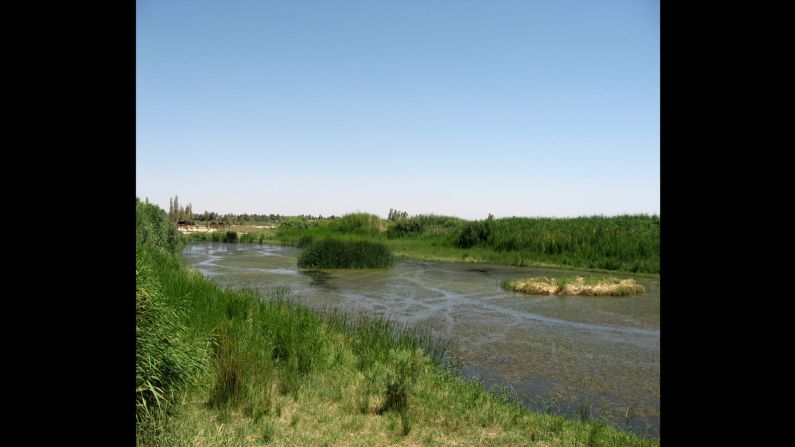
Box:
297;238;394;269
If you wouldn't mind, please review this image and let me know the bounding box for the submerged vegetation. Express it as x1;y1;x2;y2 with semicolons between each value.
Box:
503;276;646;296
137;199;657;445
297;238;394;269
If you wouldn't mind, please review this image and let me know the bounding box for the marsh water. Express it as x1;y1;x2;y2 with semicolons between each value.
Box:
182;242;660;436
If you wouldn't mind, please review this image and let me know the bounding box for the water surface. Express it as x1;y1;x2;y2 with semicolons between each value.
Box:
183;242;659;436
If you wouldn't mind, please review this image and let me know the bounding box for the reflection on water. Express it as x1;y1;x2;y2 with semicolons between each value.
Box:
182;242;660;436
301;270;336;290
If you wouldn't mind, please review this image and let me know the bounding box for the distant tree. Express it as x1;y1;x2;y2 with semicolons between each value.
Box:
169;197;174;221
173;195;180;223
388;208;408;221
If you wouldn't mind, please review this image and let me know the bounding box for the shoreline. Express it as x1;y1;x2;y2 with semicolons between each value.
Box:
185;237;660;280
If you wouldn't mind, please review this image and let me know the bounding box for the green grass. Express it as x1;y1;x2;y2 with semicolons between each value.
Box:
188;230;242;243
296;235;314;248
297;238;394;269
137;200;658;446
184;213;659;275
136;247;207;424
328;212;382;235
136;199;199;430
137;250;657;446
137;199;184;254
263;213;659;275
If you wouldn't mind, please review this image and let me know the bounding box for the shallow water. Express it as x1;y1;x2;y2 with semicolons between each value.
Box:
182;242;660;436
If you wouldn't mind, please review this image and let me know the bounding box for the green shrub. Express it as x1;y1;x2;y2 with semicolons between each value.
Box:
298;239;394;269
136;198;183;253
456;221;493;248
280;216;318;230
386;215;462;239
329;213;381;235
136;199;204;424
297;235;315;248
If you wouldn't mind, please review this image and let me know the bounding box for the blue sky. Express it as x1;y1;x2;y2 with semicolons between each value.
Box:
137;0;659;219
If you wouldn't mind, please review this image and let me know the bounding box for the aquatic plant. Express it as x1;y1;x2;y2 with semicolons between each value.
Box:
296;235;314;248
297;239;394;269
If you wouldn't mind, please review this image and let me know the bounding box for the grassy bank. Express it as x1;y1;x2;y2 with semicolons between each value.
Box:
235;213;658;275
137;200;658;445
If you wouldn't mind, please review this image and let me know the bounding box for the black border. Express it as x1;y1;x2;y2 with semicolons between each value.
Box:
33;0;136;443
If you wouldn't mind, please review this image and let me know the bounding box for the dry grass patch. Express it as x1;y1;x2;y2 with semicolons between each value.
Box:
504;276;645;296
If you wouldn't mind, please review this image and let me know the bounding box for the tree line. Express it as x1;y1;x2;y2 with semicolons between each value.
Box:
166;195;331;228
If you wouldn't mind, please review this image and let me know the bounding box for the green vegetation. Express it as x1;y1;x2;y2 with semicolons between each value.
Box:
168;194;196;225
269;213;659;274
137;200;657;446
386;214;463;239
166;194;319;228
296;235;314;248
454;216;659;273
177;204;659;274
137;198;183;254
187;231;241;243
136;199;200;428
297;239;394;269
328;212;382;235
503;276;646;296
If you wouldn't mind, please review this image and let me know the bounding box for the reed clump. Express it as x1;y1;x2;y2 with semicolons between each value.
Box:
297;238;394;269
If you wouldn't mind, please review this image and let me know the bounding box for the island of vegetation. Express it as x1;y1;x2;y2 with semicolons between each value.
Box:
503;276;646;296
297;238;394;269
137;198;658;446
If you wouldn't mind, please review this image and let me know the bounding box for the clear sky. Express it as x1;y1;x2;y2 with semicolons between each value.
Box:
137;0;659;219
